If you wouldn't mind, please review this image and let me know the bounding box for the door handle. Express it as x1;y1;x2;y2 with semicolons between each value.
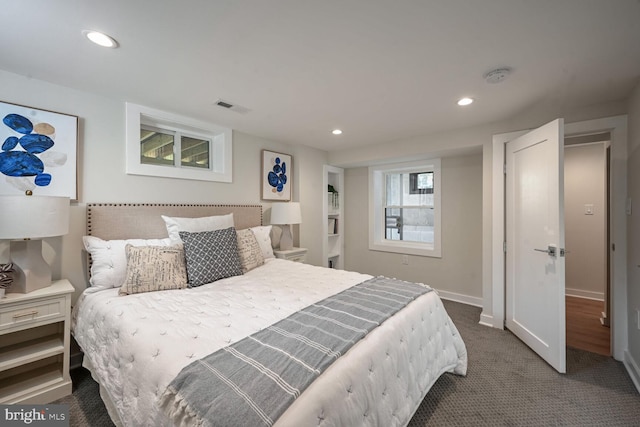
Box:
534;245;557;257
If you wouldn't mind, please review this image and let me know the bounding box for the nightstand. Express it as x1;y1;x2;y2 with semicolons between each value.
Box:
0;280;74;404
273;247;308;263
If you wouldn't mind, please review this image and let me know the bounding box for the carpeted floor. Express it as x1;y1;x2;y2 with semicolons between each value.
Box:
56;300;640;426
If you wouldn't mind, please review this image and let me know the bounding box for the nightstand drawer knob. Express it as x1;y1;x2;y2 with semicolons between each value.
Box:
13;310;38;320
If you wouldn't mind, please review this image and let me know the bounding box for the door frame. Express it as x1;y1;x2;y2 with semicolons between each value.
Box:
488;115;628;361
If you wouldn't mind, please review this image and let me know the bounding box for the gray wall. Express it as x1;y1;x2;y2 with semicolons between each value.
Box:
0;69;328;302
344;154;483;305
564;143;607;299
627;81;640;383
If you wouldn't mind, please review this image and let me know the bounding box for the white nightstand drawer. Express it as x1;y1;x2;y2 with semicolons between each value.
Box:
273;248;308;263
0;297;65;331
287;254;306;263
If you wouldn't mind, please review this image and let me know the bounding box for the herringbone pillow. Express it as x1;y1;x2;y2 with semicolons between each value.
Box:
180;227;242;287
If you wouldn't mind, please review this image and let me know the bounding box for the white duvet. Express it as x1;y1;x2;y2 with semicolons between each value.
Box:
72;259;466;427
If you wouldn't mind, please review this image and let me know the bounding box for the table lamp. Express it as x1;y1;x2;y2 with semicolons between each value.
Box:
0;194;70;293
270;202;302;251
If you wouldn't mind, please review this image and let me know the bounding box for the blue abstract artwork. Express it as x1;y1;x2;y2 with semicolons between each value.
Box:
0;101;77;198
262;150;292;200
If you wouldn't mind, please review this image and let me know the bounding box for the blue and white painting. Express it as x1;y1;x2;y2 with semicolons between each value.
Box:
0;101;77;199
262;150;291;201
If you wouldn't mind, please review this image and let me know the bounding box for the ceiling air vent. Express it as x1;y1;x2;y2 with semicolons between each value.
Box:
214;99;250;114
216;100;233;109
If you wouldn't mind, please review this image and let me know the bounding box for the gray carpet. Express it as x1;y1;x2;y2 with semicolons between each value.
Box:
56;300;640;426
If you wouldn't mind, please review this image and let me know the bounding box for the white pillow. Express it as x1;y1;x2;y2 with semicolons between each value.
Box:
162;213;234;244
83;236;171;289
249;225;275;259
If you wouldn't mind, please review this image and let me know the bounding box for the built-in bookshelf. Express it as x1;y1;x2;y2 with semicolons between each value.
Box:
323;165;344;269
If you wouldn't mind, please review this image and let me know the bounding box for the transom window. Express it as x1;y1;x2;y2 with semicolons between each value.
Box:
126;103;232;182
140;125;210;169
369;159;441;257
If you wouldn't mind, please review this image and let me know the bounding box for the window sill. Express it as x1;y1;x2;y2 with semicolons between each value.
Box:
369;241;441;258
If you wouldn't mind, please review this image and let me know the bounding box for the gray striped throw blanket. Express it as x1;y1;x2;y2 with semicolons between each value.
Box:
159;276;432;426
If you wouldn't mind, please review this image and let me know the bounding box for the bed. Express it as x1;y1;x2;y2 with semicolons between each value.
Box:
71;203;467;427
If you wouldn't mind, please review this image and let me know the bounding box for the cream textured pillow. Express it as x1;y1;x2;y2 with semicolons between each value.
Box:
162;213;234;244
83;236;172;289
236;229;265;273
119;245;188;295
249;225;275;259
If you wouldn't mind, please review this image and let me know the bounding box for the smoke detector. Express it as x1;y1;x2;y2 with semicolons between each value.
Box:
484;68;511;84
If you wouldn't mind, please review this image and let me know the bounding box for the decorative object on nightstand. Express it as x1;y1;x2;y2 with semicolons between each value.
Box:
0;193;70;293
273;247;308;263
271;202;302;251
0;279;74;403
0;263;15;298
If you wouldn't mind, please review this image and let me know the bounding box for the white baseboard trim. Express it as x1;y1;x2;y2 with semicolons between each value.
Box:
565;288;604;301
623;350;640;394
434;289;483;308
479;312;497;328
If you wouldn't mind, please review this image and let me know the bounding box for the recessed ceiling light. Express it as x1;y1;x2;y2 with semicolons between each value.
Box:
457;97;474;106
332;129;343;135
83;30;118;48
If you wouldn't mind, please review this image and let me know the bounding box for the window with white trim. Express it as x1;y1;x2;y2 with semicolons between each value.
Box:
369;159;441;257
126;103;232;182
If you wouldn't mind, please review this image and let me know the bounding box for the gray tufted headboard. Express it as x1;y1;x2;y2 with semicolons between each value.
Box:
86;203;263;240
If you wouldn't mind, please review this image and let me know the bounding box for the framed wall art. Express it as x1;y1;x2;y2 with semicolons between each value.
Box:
261;150;291;201
0;100;78;199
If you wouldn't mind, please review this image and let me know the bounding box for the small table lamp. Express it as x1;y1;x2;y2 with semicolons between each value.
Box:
0;194;70;293
271;202;302;251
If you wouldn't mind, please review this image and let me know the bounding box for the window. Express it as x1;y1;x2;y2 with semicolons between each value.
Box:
140;125;210;169
126;103;232;182
369;159;441;257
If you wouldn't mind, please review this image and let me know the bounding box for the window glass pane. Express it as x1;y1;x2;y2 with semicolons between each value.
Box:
181;136;210;169
385;172;433;206
385;207;434;243
140;127;174;166
410;172;433;194
385;173;402;205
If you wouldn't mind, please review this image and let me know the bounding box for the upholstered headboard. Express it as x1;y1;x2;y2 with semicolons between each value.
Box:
86;203;263;240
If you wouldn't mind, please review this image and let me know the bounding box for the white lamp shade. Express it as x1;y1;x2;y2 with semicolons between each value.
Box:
270;202;302;225
0;195;70;239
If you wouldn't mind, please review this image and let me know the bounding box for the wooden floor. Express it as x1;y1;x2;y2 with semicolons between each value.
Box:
566;296;610;356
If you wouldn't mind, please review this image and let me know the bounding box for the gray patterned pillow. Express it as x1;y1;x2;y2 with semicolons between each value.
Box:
236;229;265;273
180;227;243;287
119;245;188;295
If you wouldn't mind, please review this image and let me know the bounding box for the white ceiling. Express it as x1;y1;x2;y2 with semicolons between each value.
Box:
1;1;639;152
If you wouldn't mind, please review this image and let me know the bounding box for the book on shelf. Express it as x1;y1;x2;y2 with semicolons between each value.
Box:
327;191;339;213
328;218;337;234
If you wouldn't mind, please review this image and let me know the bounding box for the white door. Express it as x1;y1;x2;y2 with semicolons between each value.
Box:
505;118;566;373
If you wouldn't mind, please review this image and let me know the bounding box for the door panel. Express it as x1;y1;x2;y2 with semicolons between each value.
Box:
506;118;566;373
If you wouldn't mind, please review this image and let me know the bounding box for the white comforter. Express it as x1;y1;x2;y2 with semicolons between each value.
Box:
72;259;467;426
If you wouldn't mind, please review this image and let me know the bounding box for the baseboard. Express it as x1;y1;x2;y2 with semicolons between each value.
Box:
623;350;640;394
565;288;604;301
434;289;483;308
479;312;496;328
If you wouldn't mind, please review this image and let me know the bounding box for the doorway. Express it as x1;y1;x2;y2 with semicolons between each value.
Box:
488;115;628;363
564;135;611;356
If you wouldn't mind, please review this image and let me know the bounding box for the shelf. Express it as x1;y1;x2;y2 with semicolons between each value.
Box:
0;360;63;402
324;165;344;270
0;336;64;372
